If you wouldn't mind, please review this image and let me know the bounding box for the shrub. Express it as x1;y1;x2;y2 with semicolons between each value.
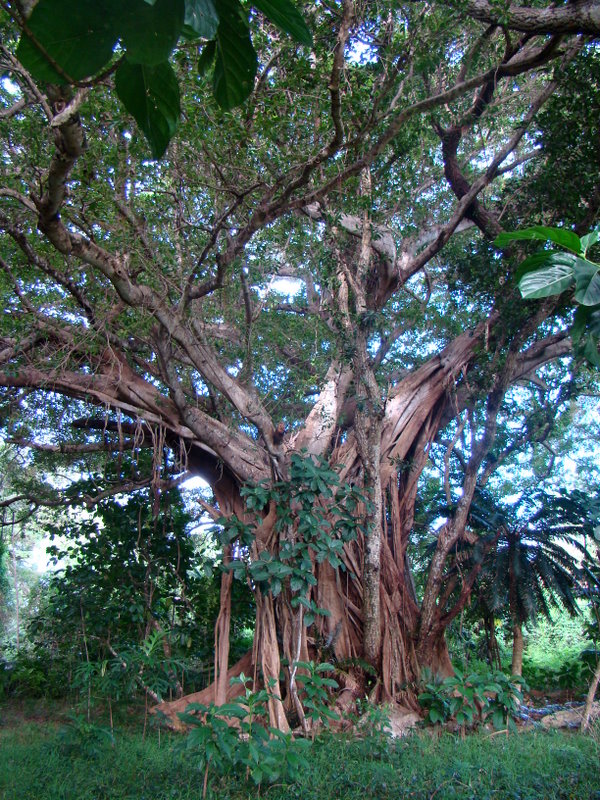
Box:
418;667;526;731
178;673;313;797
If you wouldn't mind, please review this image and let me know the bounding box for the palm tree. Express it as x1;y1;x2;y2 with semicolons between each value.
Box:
539;489;600;728
464;490;586;676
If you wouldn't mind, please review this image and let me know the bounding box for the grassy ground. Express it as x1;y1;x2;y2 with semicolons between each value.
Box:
1;702;599;800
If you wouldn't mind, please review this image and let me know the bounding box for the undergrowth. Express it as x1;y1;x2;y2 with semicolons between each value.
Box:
0;715;598;799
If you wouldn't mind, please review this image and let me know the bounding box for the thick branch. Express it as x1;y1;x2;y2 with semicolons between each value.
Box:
453;0;600;36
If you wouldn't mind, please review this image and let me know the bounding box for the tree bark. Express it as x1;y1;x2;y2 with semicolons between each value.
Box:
152;310;567;727
582;658;600;732
454;0;600;36
511;622;524;677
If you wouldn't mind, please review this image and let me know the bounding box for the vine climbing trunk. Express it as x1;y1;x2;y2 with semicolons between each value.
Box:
354;337;385;668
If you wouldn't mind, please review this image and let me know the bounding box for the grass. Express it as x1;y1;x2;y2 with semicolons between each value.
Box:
1;708;599;800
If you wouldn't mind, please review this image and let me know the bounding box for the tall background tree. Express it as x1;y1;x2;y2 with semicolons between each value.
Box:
1;1;600;727
452;489;585;677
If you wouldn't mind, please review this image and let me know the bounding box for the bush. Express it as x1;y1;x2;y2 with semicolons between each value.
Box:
418;667;526;731
522;648;597;692
0;651;66;699
179;673;313;797
57;713;115;758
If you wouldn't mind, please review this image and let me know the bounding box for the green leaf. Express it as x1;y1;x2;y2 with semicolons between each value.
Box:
573;261;600;306
198;41;217;75
514;250;577;283
185;0;220;37
589;309;600;336
250;568;269;581
316;662;335;672
581;230;600;255
269;561;293;578
216;702;248;718
319;677;338;688
252;0;312;45
213;0;257;109
16;0;120;84
518;262;574;300
118;0;185;66
115;60;180;159
495;225;582;255
583;335;600;367
491;709;505;729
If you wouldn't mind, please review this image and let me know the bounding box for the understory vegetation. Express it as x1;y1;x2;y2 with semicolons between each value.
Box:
1;712;599;800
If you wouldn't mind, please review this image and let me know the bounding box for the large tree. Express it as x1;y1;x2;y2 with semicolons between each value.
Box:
1;1;599;727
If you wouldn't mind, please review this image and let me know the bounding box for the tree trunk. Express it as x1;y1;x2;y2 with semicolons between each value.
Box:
511;622;524;677
355;372;384;669
154;329;510;728
10;511;20;651
582;658;600;732
214;560;233;706
484;614;501;670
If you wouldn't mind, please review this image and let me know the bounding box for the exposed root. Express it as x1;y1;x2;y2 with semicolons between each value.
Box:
152;650;253;730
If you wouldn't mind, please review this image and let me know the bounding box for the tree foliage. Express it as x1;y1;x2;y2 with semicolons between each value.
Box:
469;490;585;622
8;0;311;156
496;225;600;365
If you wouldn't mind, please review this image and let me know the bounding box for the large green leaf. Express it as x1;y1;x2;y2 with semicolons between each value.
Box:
495;225;582;255
16;0;120;83
589;308;600;337
515;250;579;284
581;230;600;256
518;262;574;300
573;261;600;306
583;335;600;367
572;305;591;344
118;0;185;66
197;41;217;76
513;250;577;283
185;0;220;38
213;0;257;110
571;305;600;345
115;60;180;159
252;0;312;45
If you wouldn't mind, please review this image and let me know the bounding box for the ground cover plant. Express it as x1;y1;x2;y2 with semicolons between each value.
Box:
0;710;598;800
3;0;600;729
418;667;527;732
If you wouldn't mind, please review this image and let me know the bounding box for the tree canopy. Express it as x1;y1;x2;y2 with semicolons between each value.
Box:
1;0;600;727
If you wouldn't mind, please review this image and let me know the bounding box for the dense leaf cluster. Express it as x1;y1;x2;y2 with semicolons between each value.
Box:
12;0;311;156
